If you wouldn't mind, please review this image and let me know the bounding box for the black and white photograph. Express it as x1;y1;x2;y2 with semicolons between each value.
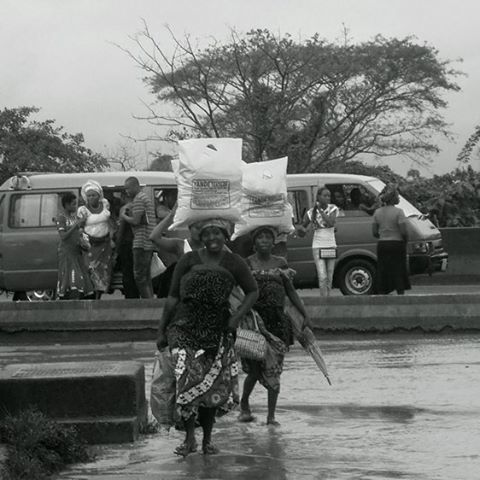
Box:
0;1;479;479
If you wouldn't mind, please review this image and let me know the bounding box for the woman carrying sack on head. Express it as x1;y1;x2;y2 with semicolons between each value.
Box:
238;226;311;426
156;218;258;457
298;186;339;297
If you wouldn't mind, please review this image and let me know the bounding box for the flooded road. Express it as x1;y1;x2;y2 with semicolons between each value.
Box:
2;334;480;479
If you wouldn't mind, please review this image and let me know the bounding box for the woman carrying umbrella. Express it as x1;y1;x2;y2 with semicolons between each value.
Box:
238;226;312;426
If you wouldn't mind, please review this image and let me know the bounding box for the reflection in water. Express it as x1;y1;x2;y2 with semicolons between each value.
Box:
15;334;480;480
183;424;287;480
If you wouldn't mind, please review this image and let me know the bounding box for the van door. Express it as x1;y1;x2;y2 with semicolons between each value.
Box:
327;183;377;256
2;190;75;292
327;183;377;294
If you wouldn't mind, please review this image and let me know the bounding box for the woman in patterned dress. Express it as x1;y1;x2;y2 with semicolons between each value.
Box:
56;192;94;299
157;219;258;456
77;180;115;299
239;226;311;426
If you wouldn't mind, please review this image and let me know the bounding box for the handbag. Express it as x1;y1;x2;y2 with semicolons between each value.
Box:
319;248;337;259
234;311;267;361
151;252;167;278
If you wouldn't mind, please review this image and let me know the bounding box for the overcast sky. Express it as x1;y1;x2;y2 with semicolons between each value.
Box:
1;0;479;175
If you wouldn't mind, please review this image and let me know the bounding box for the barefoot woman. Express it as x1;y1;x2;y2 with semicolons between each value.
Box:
239;226;311;426
157;219;258;456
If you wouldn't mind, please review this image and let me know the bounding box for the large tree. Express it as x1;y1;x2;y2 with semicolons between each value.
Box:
0;106;107;183
123;26;460;172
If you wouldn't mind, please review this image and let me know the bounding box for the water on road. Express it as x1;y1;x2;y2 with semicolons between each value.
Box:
1;334;479;480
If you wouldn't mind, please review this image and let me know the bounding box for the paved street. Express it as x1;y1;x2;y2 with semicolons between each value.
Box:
1;334;480;479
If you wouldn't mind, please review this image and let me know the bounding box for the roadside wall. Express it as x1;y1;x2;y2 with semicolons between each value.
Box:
1;296;480;343
414;227;480;284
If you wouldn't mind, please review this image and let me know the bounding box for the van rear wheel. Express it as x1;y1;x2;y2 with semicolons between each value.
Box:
337;259;376;295
12;290;56;301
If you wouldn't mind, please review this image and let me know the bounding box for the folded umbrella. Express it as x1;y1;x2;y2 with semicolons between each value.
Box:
284;298;331;385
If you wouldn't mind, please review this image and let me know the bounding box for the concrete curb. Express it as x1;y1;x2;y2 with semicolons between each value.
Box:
0;295;479;342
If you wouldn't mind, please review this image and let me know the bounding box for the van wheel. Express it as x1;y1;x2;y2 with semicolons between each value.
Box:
27;289;56;301
337;259;376;295
13;290;56;301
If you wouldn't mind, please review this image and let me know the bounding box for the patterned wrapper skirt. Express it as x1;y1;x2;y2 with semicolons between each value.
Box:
171;337;239;421
84;235;113;292
57;245;94;298
167;266;240;421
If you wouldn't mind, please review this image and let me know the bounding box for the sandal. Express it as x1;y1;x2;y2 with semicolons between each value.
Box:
202;442;219;455
174;441;198;457
238;411;255;423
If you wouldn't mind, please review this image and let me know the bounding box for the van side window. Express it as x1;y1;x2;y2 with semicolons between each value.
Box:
10;193;70;228
287;190;308;224
329;184;377;217
154;188;178;221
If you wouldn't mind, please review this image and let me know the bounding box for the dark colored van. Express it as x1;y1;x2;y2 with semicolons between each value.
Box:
282;174;447;294
0;171;447;299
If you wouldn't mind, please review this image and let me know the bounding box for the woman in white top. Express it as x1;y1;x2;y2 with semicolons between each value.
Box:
77;180;115;298
298;187;338;297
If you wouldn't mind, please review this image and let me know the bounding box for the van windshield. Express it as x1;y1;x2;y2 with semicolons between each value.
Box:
366;179;422;217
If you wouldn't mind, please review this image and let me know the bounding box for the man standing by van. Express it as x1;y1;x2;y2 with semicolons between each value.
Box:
121;177;155;298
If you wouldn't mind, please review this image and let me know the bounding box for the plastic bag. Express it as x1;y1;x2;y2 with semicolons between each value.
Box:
150;349;176;427
170;138;243;230
150;252;167;278
232;157;295;240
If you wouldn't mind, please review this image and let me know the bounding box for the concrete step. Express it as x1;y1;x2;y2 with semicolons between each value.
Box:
0;361;147;444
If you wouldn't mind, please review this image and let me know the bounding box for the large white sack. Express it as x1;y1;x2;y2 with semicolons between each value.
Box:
170;138;243;230
232;157;295;240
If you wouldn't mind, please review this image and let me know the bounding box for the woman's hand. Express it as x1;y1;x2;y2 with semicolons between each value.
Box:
77;216;87;228
227;313;242;335
156;332;168;350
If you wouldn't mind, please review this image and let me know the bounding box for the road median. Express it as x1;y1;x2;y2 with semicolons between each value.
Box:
1;294;479;343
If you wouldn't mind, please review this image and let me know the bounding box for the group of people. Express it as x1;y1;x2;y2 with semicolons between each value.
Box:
299;184;410;297
56;176;156;300
57;177;409;457
155;218;311;456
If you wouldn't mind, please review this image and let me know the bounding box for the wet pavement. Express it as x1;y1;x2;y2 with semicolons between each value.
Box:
1;334;480;479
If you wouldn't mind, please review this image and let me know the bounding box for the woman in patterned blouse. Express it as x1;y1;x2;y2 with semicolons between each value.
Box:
239;226;311;426
157;218;258;457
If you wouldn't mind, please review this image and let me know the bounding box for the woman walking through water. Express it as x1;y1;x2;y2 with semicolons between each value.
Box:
238;226;311;426
299;187;339;297
156;219;258;456
78;180;115;299
56;193;94;299
373;185;411;295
